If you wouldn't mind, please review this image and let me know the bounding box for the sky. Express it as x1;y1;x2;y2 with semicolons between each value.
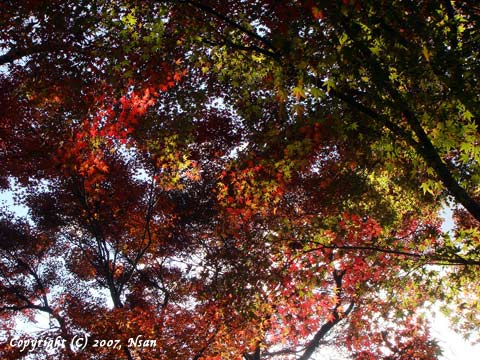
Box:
432;206;480;360
432;308;480;360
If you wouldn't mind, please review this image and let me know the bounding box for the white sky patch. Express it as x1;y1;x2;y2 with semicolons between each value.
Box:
432;307;480;360
433;204;480;359
440;205;455;234
0;190;29;219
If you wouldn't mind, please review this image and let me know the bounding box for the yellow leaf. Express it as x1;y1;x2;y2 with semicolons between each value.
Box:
422;46;431;62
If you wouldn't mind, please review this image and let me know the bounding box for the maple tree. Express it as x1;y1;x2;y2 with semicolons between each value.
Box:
1;1;479;359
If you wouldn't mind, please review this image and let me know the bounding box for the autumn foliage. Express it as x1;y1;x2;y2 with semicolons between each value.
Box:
1;1;480;359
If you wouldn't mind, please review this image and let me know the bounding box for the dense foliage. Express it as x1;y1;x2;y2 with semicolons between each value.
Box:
1;1;479;359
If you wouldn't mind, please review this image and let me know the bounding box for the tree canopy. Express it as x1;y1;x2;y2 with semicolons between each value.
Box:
1;1;480;359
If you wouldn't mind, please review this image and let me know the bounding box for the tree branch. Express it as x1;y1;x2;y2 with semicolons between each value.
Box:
338;18;480;223
0;42;65;66
297;271;353;360
179;0;280;60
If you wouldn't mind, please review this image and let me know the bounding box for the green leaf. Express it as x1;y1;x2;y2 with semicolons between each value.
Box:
292;86;305;100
